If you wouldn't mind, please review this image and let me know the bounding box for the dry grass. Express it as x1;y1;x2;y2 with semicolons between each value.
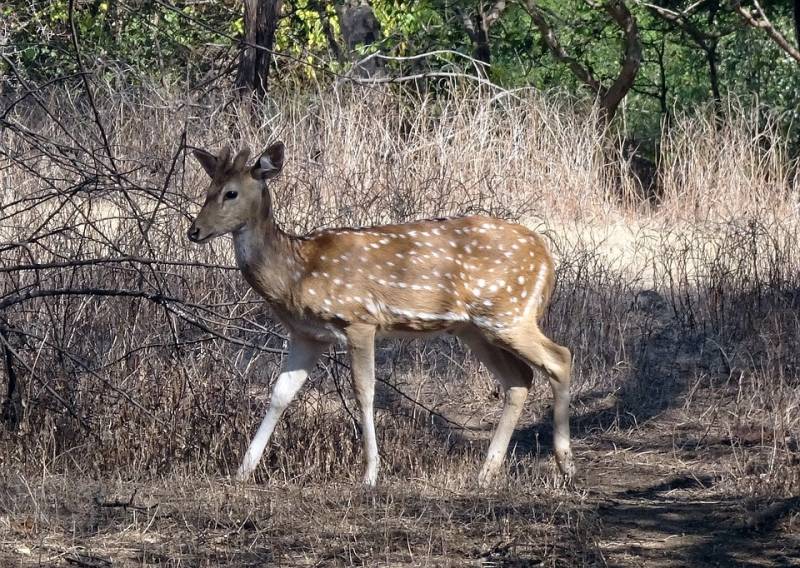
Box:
0;475;600;567
1;80;799;565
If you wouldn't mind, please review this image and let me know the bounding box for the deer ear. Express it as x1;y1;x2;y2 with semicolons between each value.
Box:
251;141;285;180
192;149;218;178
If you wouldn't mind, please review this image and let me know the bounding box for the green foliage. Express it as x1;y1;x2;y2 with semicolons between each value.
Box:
373;1;453;55
2;0;798;147
278;0;334;54
3;0;237;83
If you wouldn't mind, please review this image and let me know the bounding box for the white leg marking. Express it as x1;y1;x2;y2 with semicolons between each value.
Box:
236;338;327;481
479;386;529;487
348;325;380;486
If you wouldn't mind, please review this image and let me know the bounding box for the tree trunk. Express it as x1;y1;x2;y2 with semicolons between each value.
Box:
312;0;344;63
655;38;668;118
526;0;641;124
795;0;800;50
460;2;507;74
236;0;283;96
336;1;383;76
1;324;20;432
473;19;492;65
705;2;722;115
597;0;642;123
706;41;721;115
461;11;492;66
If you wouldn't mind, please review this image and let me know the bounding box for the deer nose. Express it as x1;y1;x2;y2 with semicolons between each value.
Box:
187;226;201;242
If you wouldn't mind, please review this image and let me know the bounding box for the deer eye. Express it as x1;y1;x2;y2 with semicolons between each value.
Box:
224;190;238;200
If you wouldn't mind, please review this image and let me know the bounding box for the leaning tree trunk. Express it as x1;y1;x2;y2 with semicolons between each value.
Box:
236;0;283;96
526;0;641;125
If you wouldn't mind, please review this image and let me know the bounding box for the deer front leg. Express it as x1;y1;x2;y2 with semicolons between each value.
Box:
235;336;329;482
346;324;379;486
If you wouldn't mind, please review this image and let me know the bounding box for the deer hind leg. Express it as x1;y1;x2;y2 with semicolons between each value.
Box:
235;336;329;482
346;323;380;487
499;324;575;484
458;328;534;487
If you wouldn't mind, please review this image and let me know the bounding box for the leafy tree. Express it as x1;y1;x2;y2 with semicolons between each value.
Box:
3;0;799;150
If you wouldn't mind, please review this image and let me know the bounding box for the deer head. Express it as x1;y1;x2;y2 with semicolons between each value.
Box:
187;142;285;243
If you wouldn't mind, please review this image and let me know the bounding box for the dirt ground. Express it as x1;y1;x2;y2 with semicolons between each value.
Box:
584;432;800;567
2;383;798;567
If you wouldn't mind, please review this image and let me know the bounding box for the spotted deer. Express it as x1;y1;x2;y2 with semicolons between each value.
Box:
187;142;575;486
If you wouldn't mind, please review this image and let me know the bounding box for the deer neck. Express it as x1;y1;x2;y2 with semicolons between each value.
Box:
232;211;302;305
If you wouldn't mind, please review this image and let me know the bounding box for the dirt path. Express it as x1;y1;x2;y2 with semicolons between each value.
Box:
579;435;800;567
566;301;800;568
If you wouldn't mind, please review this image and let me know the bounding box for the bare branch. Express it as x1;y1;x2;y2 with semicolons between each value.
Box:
524;2;603;94
639;1;715;47
67;0;119;176
732;0;800;63
345;70;518;97
143;132;185;236
0;330;90;431
0;256;238;274
485;0;509;26
0;287;288;354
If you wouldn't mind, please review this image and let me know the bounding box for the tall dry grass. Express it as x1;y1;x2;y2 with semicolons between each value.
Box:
658;100;799;221
0;80;798;505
